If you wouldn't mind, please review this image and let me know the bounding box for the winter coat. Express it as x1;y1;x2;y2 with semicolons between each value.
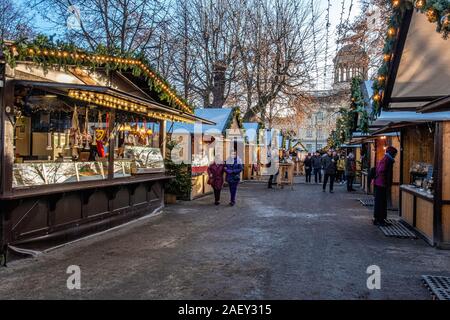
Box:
225;157;243;184
304;157;312;170
337;158;346;171
374;153;395;188
311;156;322;169
207;163;225;190
322;155;338;175
345;157;356;177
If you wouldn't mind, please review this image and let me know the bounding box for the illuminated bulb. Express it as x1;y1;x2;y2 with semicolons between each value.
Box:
414;0;425;9
388;27;396;37
373;93;381;101
383;54;391;62
392;0;400;7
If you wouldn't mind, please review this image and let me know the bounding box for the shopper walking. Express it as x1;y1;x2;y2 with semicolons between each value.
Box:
304;153;312;183
345;152;357;192
225;151;243;206
373;146;398;226
312;151;322;184
207;155;225;205
322;150;338;193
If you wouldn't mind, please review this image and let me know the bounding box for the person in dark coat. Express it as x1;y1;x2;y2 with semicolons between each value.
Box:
373;146;398;226
304;153;312;183
207;155;225;205
345;152;357;192
311;151;322;183
322;150;338;193
225;151;243;206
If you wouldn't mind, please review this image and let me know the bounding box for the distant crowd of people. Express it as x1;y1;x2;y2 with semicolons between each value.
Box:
303;149;357;193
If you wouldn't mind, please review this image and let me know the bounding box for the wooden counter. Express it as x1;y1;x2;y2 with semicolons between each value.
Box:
400;184;434;244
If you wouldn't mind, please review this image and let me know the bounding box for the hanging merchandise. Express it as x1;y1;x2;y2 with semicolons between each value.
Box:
83;107;92;150
70;106;82;158
143;119;149;146
57;112;63;149
46;131;53;151
95;111;106;158
63;129;70;150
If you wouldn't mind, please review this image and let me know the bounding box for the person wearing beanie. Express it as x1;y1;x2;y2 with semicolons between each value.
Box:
373;146;398;226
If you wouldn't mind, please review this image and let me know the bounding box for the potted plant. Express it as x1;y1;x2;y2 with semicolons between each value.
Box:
164;140;192;203
164;160;192;203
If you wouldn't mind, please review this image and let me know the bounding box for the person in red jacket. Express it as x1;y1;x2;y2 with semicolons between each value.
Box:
373;146;398;226
207;155;225;205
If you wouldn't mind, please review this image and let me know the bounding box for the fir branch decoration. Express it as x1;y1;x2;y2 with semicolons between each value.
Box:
2;35;194;114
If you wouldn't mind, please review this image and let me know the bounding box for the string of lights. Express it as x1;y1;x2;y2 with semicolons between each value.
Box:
310;0;319;90
332;0;347;85
323;0;331;90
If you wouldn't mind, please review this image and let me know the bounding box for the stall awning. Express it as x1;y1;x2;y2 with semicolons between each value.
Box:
419;96;450;113
15;80;215;125
383;10;450;110
349;131;399;144
370;111;450;135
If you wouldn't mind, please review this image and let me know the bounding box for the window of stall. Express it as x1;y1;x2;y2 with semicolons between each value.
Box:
113;109;164;177
11;87;165;189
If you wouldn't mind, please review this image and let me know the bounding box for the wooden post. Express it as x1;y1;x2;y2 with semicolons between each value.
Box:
107;110;116;180
1;77;15;195
159;120;166;159
433;122;444;246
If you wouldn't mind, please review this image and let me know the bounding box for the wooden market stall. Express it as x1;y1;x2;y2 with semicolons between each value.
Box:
0;42;212;251
168;107;243;200
372;5;450;248
243;122;262;180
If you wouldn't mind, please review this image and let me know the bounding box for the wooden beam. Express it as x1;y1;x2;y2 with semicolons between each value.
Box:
382;9;413;110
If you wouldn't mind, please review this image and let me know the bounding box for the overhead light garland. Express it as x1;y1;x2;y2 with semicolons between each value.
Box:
2;36;194;115
68;90;194;124
371;0;450;116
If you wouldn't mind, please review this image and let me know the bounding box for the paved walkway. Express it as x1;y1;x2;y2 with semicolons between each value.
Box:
1;181;449;299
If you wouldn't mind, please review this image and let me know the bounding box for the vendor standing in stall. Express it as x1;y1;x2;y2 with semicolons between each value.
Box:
373;146;398;226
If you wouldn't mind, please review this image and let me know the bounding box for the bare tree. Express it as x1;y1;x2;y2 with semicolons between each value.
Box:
338;0;391;78
24;0;325;124
234;0;320;122
0;0;34;42
29;0;171;55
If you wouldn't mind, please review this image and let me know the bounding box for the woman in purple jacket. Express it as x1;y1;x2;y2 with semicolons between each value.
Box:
207;155;225;205
373;146;398;226
225;151;244;206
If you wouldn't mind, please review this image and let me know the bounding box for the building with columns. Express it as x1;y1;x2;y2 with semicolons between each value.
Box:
296;45;369;152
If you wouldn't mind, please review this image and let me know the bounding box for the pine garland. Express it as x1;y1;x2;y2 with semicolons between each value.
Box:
372;0;450;116
351;77;369;133
1;35;194;114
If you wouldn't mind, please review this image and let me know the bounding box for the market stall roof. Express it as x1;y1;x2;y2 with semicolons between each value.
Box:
168;108;239;134
15;80;214;125
382;9;450;111
3;42;196;115
419;95;450;113
340;144;362;148
350;130;400;144
371;111;450;135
